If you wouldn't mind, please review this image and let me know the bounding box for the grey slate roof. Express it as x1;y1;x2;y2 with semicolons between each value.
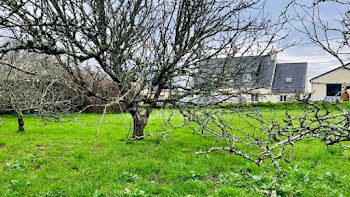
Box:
197;55;276;88
256;56;276;88
272;63;307;93
197;56;307;94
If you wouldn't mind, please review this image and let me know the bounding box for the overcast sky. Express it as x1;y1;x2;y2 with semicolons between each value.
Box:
265;0;349;81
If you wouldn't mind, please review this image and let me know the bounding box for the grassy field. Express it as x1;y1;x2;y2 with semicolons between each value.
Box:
0;109;350;196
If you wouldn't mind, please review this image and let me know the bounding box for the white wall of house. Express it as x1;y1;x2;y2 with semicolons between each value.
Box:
246;94;297;103
311;66;350;101
143;87;300;104
240;88;298;103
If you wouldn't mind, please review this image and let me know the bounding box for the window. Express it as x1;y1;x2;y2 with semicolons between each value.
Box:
280;95;287;102
286;77;293;83
243;73;253;83
251;94;259;102
327;84;342;96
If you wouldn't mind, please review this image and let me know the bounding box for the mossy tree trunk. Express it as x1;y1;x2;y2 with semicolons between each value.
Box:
17;111;24;132
130;107;153;139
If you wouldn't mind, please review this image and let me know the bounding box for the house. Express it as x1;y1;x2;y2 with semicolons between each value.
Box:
310;65;350;101
195;54;308;103
141;53;308;104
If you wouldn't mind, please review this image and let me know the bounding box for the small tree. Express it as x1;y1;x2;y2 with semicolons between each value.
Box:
0;51;78;131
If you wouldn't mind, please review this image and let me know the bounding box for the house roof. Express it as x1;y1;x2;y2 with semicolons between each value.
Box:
206;56;262;73
198;55;276;88
256;56;276;88
272;63;307;93
309;65;349;82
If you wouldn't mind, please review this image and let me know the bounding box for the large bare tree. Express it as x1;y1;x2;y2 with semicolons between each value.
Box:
0;0;288;138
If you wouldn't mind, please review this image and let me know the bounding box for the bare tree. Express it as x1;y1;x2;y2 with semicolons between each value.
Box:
0;0;289;138
290;0;350;68
173;95;350;196
0;51;79;131
170;2;350;195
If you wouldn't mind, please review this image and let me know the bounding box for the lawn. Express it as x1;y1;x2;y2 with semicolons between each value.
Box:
0;109;350;196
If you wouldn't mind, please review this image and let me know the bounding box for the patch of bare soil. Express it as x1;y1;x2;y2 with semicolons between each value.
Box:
36;145;46;153
62;148;72;152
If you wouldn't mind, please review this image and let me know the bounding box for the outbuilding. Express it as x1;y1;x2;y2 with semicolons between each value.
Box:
310;65;350;101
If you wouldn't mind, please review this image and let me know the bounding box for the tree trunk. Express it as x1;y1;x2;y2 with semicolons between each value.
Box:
130;108;153;139
17;111;24;132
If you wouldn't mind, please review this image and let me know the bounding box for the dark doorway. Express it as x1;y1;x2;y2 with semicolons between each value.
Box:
326;84;342;96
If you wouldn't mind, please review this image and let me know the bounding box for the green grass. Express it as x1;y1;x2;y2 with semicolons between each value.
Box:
0;109;350;196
